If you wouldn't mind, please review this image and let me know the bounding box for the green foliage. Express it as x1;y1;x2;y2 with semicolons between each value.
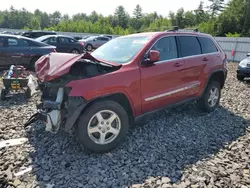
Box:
198;20;216;35
0;1;250;37
225;32;241;37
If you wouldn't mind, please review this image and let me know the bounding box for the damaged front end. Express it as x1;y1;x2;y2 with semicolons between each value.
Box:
24;52;121;134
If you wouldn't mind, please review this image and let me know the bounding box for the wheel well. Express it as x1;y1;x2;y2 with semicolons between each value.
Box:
82;93;135;125
209;71;225;89
71;48;79;52
28;56;41;70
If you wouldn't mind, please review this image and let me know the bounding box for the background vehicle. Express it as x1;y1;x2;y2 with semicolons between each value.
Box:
36;35;84;54
236;53;250;81
0;34;56;69
22;30;57;39
31;29;227;153
79;36;110;51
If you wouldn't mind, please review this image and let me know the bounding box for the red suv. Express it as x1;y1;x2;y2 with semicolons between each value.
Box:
27;29;228;153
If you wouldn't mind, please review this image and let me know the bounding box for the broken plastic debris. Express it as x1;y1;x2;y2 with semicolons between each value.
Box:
27;74;39;96
0;138;28;149
14;166;32;177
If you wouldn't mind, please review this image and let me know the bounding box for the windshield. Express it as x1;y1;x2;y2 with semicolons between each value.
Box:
91;36;151;64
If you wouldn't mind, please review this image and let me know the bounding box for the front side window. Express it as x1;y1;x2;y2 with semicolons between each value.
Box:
43;37;57;44
151;36;178;61
178;36;201;57
18;39;30;47
91;36;151;64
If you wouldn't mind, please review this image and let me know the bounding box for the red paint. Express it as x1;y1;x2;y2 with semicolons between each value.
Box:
36;32;227;118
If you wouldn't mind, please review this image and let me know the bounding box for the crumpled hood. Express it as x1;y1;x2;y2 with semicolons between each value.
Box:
35;52;120;82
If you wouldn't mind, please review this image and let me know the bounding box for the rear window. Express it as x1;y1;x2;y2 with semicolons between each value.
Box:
198;37;218;54
178;36;201;57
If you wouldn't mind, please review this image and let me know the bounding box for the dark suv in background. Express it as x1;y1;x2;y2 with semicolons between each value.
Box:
22;30;57;39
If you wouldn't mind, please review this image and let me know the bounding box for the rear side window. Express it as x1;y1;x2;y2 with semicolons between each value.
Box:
178;36;201;57
151;36;178;61
198;37;218;54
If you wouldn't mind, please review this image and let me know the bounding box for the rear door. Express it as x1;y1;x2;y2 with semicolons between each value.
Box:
57;37;70;52
177;35;208;98
0;36;7;67
140;35;187;114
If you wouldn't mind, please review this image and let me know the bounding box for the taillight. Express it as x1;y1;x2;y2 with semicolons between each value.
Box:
52;48;56;52
80;42;84;46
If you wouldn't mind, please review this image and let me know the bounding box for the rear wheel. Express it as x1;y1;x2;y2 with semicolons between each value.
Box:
71;49;80;54
77;100;129;153
86;44;93;51
237;75;245;81
29;57;40;71
197;81;221;112
0;88;6;100
25;87;31;98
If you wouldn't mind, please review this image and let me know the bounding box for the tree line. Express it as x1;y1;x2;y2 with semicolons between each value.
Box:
0;0;249;37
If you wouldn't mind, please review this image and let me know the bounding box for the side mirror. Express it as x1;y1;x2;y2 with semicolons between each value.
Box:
247;53;250;57
148;50;160;63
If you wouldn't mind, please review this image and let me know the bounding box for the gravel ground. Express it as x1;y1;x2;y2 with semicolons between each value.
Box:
0;62;250;188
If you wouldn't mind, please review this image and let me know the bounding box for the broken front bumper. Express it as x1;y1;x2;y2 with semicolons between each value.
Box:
25;87;65;133
25;86;88;134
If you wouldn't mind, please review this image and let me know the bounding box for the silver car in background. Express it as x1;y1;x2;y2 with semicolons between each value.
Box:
79;36;111;51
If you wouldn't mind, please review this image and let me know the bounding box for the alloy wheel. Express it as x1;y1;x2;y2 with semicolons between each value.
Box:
87;110;121;145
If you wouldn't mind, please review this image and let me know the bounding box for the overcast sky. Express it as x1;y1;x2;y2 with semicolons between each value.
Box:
0;0;218;17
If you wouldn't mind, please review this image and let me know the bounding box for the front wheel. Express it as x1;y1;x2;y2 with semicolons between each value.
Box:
197;81;221;112
77;100;129;153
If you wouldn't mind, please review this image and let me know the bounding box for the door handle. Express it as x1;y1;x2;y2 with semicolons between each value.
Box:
202;57;209;61
173;62;183;67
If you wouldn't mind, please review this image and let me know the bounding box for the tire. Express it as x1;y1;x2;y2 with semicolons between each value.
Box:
29;57;40;71
25;87;31;98
237;75;245;81
197;81;221;112
77;100;129;153
86;44;93;52
71;49;80;54
0;88;6;100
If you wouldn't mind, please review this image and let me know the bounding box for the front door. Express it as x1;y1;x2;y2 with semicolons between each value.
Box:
140;36;187;114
